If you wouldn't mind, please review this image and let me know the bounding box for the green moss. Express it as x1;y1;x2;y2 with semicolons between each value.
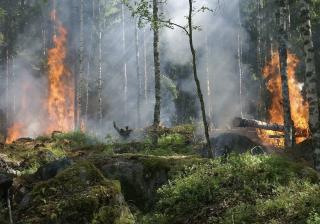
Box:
92;205;135;224
53;131;100;148
148;154;320;224
17;162;132;224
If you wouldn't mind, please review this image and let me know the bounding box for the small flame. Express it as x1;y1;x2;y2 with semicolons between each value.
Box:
258;52;310;147
6;123;23;144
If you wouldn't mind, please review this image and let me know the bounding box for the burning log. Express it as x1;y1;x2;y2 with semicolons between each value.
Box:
232;117;285;131
232;117;309;137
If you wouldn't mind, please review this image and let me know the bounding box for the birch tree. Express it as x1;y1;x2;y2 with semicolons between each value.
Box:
300;0;320;170
135;19;142;127
97;0;103;129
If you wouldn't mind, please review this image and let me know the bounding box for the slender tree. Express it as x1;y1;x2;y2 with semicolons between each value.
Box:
187;0;213;157
152;0;161;143
97;0;103;129
77;0;85;130
143;28;149;102
135;19;142;127
205;29;213;126
277;0;294;148
238;0;243;117
300;0;320;170
122;3;128;119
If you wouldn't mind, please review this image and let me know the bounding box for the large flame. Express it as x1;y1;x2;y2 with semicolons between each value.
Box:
258;52;310;147
5;11;74;143
46;11;74;133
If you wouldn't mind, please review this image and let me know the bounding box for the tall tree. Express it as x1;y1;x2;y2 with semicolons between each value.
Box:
97;0;103;129
300;0;320;170
77;0;85;130
135;19;142;127
187;0;213;157
238;0;243;117
152;0;161;143
164;0;214;157
143;28;149;102
122;3;128;119
277;0;294;148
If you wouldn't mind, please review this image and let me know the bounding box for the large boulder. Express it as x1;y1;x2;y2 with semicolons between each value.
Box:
35;157;72;181
212;133;264;157
94;155;204;211
16;162;134;224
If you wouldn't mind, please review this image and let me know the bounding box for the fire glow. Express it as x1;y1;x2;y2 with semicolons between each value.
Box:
46;10;74;133
6;11;74;143
257;52;310;147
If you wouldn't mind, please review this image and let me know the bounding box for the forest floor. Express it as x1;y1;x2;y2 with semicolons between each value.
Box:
0;125;319;224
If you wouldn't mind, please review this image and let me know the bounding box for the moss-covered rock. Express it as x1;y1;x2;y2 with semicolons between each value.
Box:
92;154;205;211
15;162;134;224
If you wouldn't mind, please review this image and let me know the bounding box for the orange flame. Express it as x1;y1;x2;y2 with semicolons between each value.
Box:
5;11;74;143
46;11;74;133
258;52;310;147
6;123;23;144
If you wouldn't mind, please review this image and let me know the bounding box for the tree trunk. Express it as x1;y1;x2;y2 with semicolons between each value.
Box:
300;0;320;171
122;4;128;119
143;28;148;102
11;56;15;116
135;19;142;128
188;0;213;158
152;0;161;144
238;0;243;117
98;0;103;129
205;29;213;127
77;0;85;130
278;0;294;148
5;49;9;128
232;117;308;137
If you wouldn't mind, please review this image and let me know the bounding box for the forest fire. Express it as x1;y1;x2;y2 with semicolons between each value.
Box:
257;52;310;147
5;11;74;143
6;123;23;144
46;10;74;133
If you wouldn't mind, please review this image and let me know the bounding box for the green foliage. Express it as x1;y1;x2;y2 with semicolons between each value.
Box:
53;131;100;148
161;75;178;99
145;154;320;224
140;133;194;156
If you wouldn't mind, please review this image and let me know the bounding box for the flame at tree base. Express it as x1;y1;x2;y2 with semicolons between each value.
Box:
258;52;310;147
46;11;74;134
5;11;74;144
6;123;23;144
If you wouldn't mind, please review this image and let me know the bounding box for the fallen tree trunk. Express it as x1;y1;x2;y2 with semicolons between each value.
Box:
232;117;285;131
232;117;308;137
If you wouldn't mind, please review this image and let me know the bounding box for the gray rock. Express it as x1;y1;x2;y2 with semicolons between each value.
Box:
35;158;72;181
0;173;13;204
209;133;265;157
98;158;168;211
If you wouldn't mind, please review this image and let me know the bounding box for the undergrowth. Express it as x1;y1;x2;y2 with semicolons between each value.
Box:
142;154;320;224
